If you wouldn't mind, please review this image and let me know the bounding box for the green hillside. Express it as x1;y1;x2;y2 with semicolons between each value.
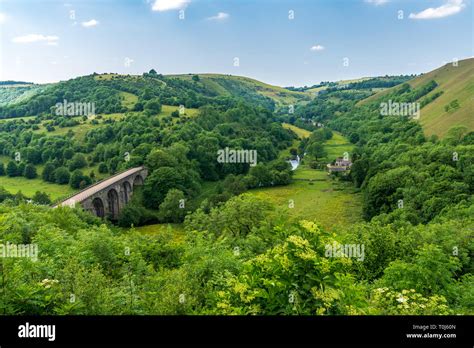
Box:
414;59;473;138
168;73;312;106
0;72;312;119
0;83;45;106
361;58;473;138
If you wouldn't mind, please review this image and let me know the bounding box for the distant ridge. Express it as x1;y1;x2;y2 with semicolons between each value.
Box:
0;80;34;86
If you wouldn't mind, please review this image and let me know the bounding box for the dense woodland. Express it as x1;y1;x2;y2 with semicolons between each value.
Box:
0;72;472;315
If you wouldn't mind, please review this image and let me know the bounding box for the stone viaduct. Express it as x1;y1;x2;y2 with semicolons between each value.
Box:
54;166;148;220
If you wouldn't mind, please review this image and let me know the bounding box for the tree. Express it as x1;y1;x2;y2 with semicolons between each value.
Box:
6;160;18;177
363;166;415;220
98;162;108;174
0;163;5;176
158;189;187;223
32;191;51;205
63;148;75;160
450;99;460;109
79;175;92;189
17;162;26;177
185;194;272;238
192;75;200;82
42;162;56;182
70;170;87;189
142;167;199;209
379;244;461;297
309;128;332;143
248;164;273;187
25;147;42;164
68;154;88;171
133;102;144;112
146;149;178;171
351;158;370;188
222;174;248;195
307;142;327;160
349;133;359;144
144;98;162;115
54;167;71;184
24;163;37;179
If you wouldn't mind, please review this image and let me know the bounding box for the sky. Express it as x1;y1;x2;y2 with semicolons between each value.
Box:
0;0;472;86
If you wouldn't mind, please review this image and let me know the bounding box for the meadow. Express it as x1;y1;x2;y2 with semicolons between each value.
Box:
321;131;355;162
0;174;76;201
248;127;361;231
248;165;362;231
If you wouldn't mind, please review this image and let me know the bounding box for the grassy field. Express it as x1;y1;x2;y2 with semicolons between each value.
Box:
416;59;473;137
160;104;199;118
120;91;138;110
0;115;36;122
129;223;186;242
0;155;78;201
248;128;361;231
35;120;95;140
322;131;355;162
248;166;362;232
0;175;76;201
282;123;311;139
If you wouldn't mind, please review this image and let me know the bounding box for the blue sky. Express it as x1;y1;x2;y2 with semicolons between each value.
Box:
0;0;472;86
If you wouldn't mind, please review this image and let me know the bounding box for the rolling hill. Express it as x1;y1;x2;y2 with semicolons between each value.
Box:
361;58;473;138
0;72;312;120
0;83;46;106
169;73;312;106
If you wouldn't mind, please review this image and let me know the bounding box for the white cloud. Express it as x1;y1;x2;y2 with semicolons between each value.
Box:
12;34;59;45
365;0;389;6
409;0;466;19
207;12;229;21
310;45;325;51
0;12;6;24
82;19;99;28
152;0;190;11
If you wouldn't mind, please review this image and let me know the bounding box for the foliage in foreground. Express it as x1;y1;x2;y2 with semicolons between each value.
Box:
0;195;471;315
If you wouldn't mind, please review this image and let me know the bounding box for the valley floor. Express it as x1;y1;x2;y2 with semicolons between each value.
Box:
247;165;362;231
132;128;362;235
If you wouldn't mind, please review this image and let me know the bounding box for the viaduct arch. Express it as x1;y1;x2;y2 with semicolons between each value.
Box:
54;166;148;220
